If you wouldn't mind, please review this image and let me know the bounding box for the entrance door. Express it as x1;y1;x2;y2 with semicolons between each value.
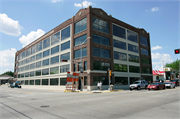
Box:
78;79;81;90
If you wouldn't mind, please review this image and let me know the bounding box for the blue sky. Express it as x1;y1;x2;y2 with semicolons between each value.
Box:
0;0;179;74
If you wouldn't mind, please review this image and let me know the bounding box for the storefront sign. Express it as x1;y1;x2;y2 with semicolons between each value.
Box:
153;70;165;75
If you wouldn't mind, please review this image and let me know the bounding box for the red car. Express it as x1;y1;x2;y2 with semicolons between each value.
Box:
147;82;165;90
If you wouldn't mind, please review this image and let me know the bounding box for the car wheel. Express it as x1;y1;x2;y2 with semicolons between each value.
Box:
157;87;159;90
145;86;147;90
163;86;165;90
20;86;21;88
148;89;150;91
137;86;141;90
173;86;175;88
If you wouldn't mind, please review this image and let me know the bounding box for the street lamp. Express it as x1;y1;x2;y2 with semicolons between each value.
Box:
80;37;91;91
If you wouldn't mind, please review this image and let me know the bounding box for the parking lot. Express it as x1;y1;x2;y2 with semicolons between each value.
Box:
0;85;180;119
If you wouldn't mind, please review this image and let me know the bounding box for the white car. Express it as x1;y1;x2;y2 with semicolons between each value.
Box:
164;82;175;89
129;80;148;90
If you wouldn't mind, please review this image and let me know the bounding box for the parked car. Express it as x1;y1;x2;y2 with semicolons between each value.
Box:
10;81;21;88
170;79;179;86
129;80;148;91
164;82;175;89
147;82;165;90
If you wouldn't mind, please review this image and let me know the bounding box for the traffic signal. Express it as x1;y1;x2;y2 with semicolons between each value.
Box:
109;70;112;76
174;49;180;54
62;59;68;62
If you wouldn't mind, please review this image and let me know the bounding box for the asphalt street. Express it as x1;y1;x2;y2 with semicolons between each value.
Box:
0;86;180;119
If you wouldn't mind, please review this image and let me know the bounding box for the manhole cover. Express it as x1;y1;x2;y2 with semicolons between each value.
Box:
41;105;49;108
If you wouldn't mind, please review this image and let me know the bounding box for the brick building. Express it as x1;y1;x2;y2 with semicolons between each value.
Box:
14;6;153;90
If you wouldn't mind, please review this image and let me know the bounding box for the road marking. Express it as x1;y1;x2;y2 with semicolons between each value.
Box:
1;89;33;94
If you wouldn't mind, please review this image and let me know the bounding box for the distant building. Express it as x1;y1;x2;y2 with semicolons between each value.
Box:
0;75;13;85
14;6;152;90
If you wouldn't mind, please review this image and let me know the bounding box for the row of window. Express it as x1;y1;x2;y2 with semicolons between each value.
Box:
18;64;69;78
18;26;70;61
18;53;70;72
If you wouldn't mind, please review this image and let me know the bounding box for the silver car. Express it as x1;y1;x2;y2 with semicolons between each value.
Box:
164;82;175;89
129;80;148;91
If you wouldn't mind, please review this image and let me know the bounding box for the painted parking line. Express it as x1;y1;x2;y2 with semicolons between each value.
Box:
1;89;34;94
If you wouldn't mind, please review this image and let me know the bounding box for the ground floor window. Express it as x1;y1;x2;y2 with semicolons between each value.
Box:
42;79;48;85
130;77;140;84
60;78;66;85
50;78;59;85
115;77;128;85
20;80;24;85
25;80;28;85
30;80;34;85
84;76;88;86
143;77;152;84
35;79;40;85
93;76;108;86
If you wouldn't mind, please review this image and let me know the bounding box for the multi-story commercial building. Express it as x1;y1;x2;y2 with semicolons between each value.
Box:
14;6;153;90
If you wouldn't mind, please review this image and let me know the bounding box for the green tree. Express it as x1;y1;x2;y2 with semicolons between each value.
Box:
165;59;179;71
0;71;14;77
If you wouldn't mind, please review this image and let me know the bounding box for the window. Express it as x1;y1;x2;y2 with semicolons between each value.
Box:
31;55;35;62
20;80;24;85
61;26;70;40
30;71;34;77
42;68;49;75
18;68;21;72
93;61;110;71
74;34;87;46
43;37;50;49
114;64;127;72
93;17;109;34
84;61;87;70
42;79;48;85
35;79;40;85
43;49;50;57
60;78;66;85
21;73;24;78
51;45;59;55
18;74;20;78
31;45;36;54
22;60;26;65
61;52;70;61
42;59;49;66
25;80;28;85
93;34;109;46
30;63;35;69
74;48;87;59
115;77;128;85
140;36;148;46
30;80;34;85
26;48;31;57
50;78;59;85
113;40;126;50
141;48;149;56
50;66;59;74
128;54;139;63
51;32;60;45
84;76;88;86
51;56;59;64
74;64;77;71
22;51;26;59
129;66;140;73
75;17;87;34
114;51;127;61
37;41;42;52
93;76;108;85
60;64;70;73
36;70;41;76
36;53;42;60
93;47;110;58
61;41;70;51
26;58;30;64
113;24;126;39
19;53;22;60
78;62;82;71
142;67;152;74
25;65;29;70
36;61;41;68
141;57;150;65
128;44;138;53
21;67;24;72
127;30;138;43
130;77;140;84
25;72;29;77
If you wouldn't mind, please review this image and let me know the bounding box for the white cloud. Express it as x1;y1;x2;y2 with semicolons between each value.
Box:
51;0;63;3
151;7;159;12
19;29;45;48
152;46;162;50
151;53;173;70
74;1;95;8
0;48;17;74
0;13;23;36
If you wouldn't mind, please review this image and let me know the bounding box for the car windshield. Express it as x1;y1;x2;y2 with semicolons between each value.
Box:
164;82;170;84
133;81;140;84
